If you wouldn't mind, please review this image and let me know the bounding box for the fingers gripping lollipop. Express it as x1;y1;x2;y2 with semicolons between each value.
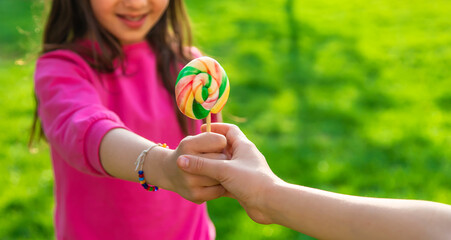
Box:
175;56;230;132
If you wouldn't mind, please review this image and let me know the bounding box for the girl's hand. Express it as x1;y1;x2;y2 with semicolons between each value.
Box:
146;132;228;204
177;123;284;224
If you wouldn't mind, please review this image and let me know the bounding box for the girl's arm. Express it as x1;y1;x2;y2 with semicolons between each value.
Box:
179;123;451;239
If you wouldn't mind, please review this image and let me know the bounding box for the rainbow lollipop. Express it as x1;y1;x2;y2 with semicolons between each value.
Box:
175;56;230;132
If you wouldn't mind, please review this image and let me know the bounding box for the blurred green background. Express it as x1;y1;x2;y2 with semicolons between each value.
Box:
1;0;450;239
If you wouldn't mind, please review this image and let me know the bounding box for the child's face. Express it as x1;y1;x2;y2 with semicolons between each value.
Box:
90;0;169;44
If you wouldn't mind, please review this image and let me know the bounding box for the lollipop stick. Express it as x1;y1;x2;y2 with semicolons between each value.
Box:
206;113;211;132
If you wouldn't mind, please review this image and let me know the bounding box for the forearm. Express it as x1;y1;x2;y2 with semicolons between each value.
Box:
264;182;353;239
99;128;170;185
264;182;451;239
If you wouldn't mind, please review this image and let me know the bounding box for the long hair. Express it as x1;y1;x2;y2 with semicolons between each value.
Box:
29;0;194;148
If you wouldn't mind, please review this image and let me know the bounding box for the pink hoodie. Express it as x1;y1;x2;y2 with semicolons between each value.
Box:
34;41;215;239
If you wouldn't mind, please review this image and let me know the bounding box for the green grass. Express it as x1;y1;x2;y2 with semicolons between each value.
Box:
1;0;450;239
0;63;53;239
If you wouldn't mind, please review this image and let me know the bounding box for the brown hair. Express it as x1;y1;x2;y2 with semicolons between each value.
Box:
30;0;194;148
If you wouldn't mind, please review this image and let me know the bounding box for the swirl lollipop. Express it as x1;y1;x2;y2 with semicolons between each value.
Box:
175;56;230;132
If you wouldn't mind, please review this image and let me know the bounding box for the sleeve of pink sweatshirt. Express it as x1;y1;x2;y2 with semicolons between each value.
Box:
34;50;127;177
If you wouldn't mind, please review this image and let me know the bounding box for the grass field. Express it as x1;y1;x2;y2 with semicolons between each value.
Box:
1;0;450;239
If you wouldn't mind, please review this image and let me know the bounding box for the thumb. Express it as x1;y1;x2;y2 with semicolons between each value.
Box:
177;155;224;180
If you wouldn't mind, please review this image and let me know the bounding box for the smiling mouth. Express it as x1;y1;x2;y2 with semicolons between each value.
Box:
117;14;147;22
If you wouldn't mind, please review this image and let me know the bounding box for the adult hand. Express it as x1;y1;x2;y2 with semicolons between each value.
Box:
149;132;228;204
177;123;283;224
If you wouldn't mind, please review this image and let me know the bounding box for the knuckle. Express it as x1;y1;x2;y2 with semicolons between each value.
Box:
193;157;204;171
180;136;191;145
230;124;240;131
238;139;254;149
184;135;194;141
245;139;257;149
178;138;191;152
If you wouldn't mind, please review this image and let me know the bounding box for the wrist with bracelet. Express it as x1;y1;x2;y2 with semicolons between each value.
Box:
134;143;168;192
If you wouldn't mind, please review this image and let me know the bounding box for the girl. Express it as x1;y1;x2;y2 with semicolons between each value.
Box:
32;0;226;239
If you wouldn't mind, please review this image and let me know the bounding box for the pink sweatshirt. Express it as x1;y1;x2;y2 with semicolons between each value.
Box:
34;42;215;239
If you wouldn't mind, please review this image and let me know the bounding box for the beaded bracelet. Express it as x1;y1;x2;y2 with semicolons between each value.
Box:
134;143;168;192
